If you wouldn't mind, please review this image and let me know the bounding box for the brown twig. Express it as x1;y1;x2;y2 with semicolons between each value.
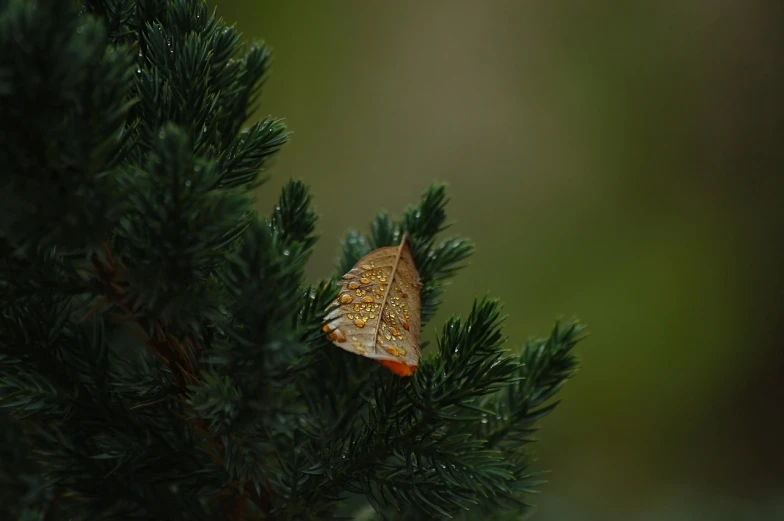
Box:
89;242;273;519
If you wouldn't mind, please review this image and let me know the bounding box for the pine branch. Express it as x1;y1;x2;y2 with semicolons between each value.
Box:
115;124;250;330
270;179;319;251
283;299;585;520
482;320;584;451
1;1;587;519
0;0;136;255
280;300;517;518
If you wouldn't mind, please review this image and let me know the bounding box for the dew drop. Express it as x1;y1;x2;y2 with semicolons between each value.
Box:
339;293;353;304
354;318;366;328
360;278;370;284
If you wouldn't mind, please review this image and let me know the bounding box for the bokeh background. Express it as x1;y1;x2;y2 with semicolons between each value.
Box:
209;1;783;519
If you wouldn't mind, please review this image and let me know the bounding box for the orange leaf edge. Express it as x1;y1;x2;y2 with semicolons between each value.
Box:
379;359;417;377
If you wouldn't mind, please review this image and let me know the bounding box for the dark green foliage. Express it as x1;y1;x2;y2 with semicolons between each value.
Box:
0;0;135;254
0;1;586;520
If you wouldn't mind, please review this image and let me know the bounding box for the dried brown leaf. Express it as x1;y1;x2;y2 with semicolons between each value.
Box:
323;233;422;376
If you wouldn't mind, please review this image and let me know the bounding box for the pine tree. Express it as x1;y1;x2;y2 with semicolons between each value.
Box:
0;1;586;520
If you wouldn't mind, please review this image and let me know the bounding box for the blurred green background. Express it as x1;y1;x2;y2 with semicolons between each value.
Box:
209;1;783;519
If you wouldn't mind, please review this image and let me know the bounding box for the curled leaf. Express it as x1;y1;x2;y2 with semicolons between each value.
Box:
323;233;421;376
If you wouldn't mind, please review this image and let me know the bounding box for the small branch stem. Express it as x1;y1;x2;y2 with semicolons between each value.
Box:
88;242;273;519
